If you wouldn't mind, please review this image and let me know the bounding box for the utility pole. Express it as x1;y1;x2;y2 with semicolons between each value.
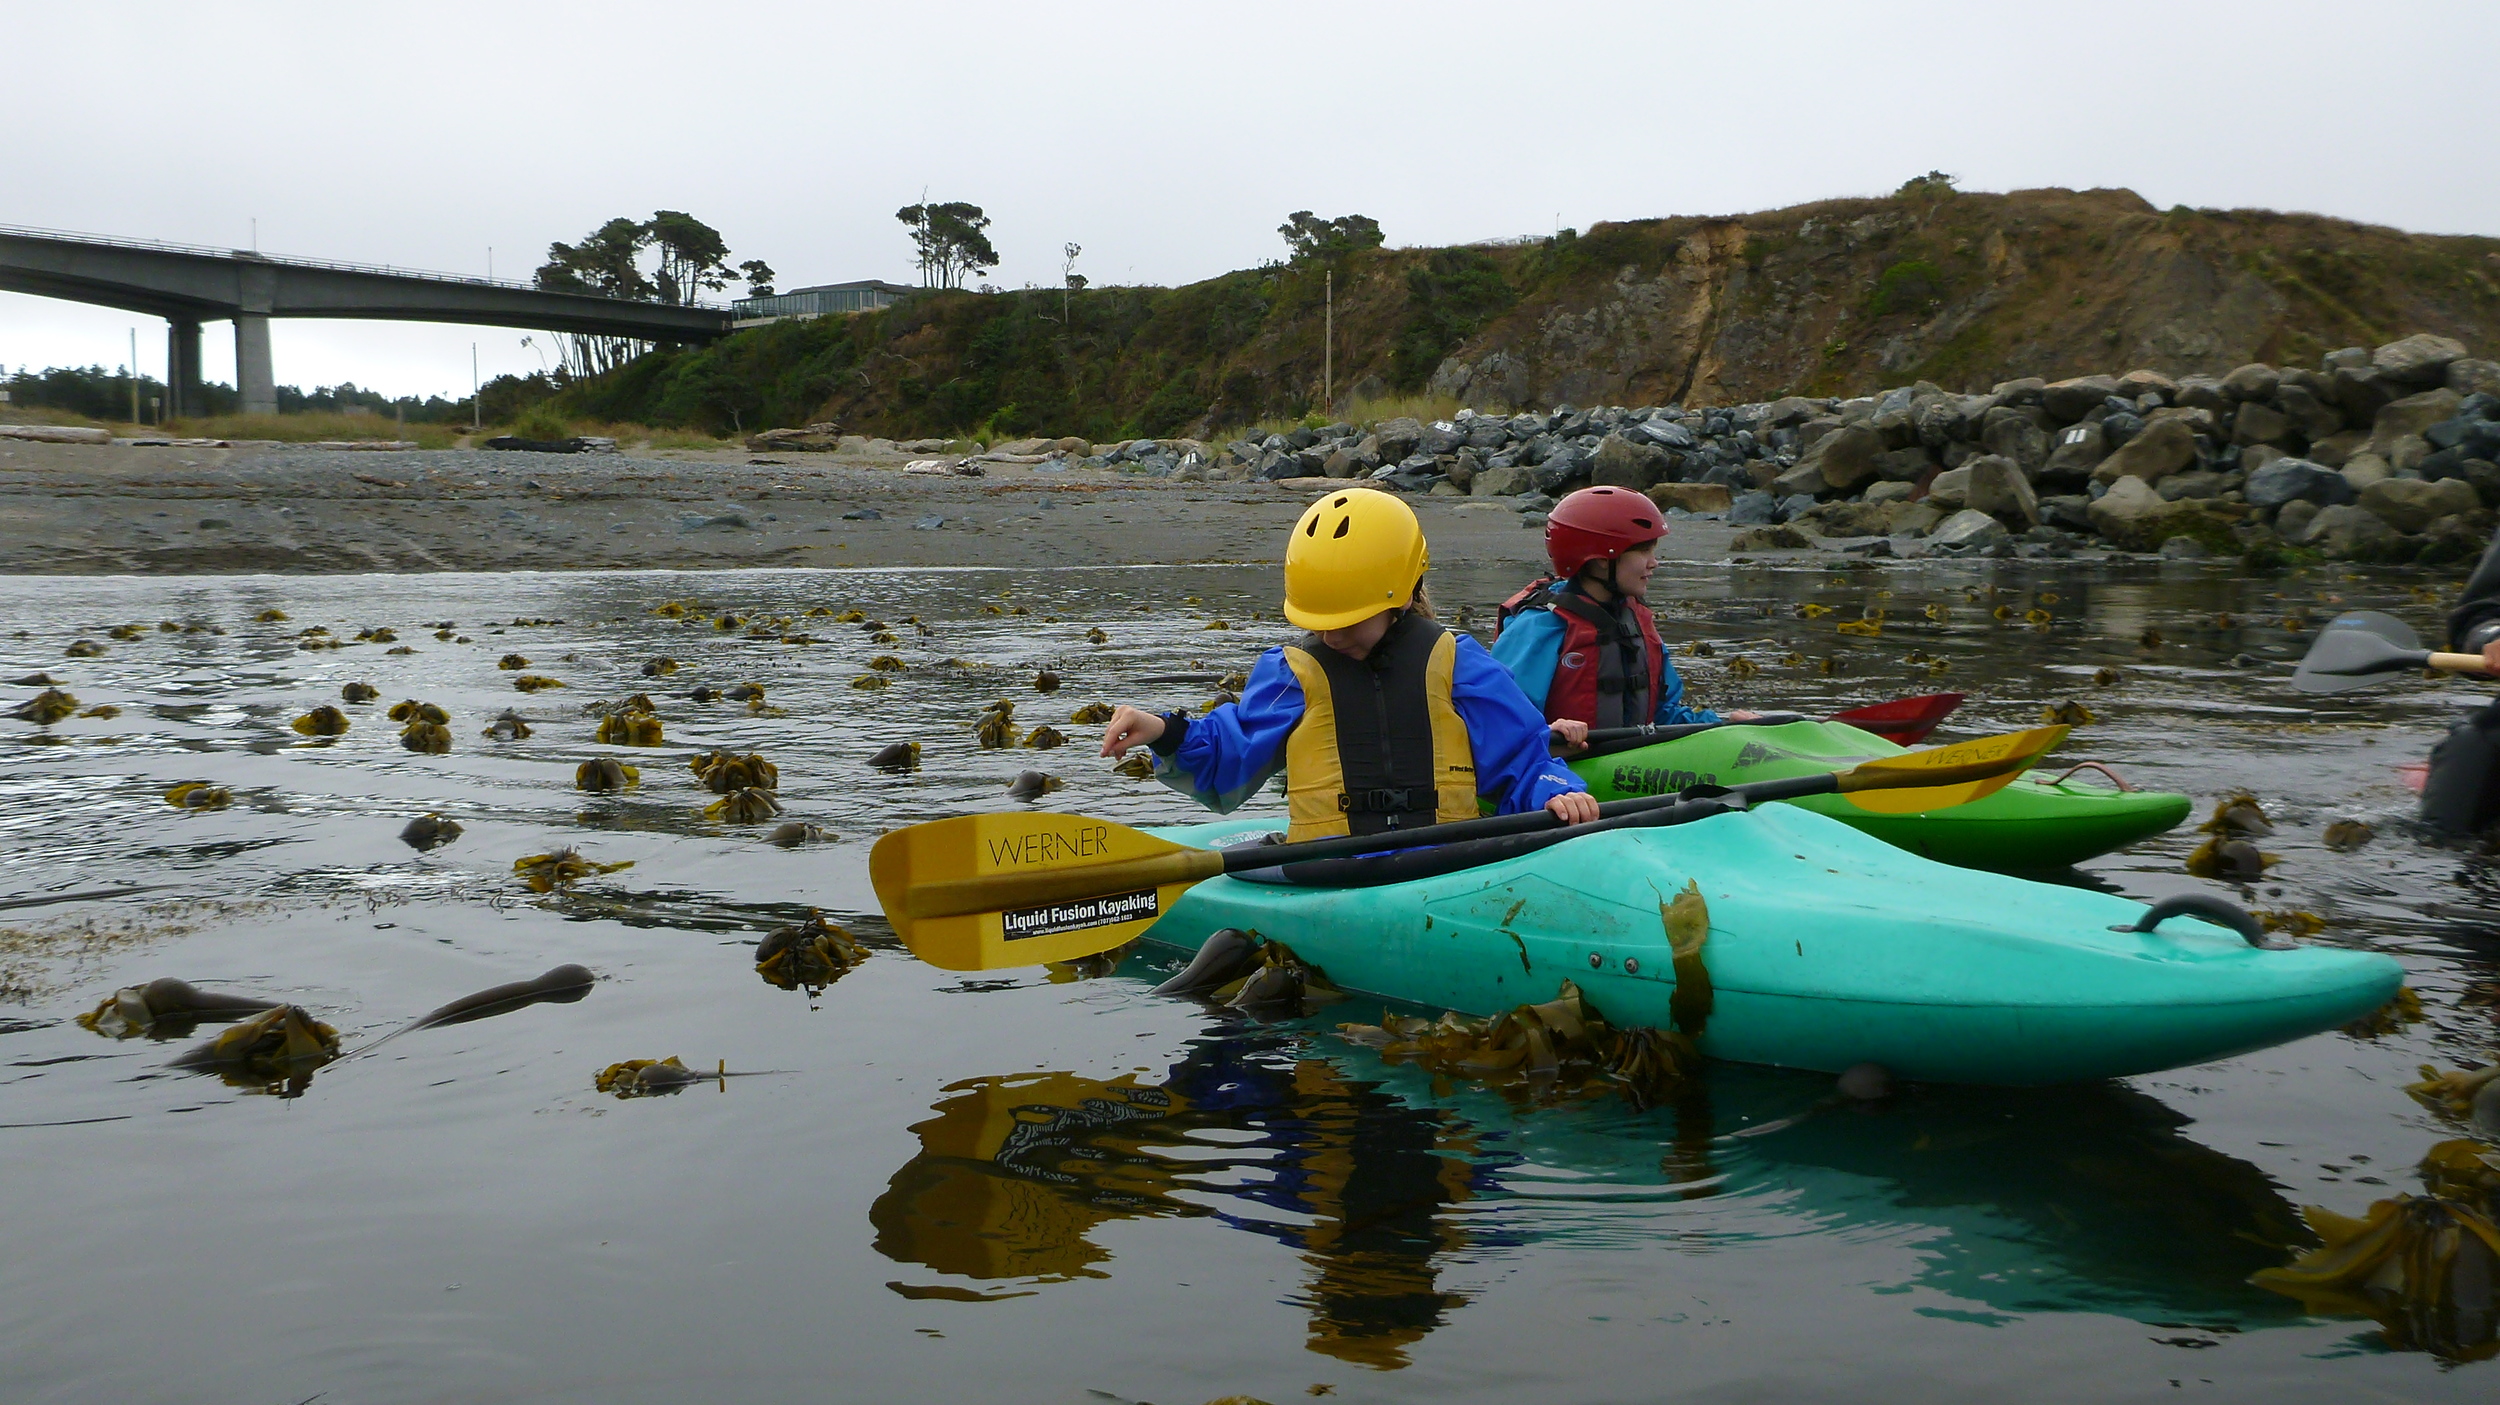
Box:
471;343;480;431
1324;269;1334;414
128;328;139;425
488;246;494;281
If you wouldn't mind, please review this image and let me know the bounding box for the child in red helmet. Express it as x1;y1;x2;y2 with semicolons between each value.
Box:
1492;486;1760;747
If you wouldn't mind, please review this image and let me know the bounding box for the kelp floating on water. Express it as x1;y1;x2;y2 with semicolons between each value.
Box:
593;710;662;746
595;1055;723;1097
290;705;350;737
575;758;641;792
76;977;277;1038
401;813;462;850
168;1004;342;1094
1338;979;1702;1110
755;910;867;990
164;781;231;810
2186;836;2276;880
2406;1063;2500;1127
691;750;778;792
2251;1140;2500;1362
704;787;784;823
513;848;634;893
10;688;78;723
2200;792;2275;837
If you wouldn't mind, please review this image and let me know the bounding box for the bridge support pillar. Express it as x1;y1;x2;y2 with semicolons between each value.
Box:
166;318;203;419
234;314;275;416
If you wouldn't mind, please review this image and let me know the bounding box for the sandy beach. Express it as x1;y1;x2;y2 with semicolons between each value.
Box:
0;438;1748;576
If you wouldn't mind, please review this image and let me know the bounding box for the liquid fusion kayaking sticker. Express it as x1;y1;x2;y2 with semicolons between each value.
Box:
1000;888;1160;941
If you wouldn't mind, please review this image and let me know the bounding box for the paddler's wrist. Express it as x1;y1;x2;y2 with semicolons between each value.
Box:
1148;711;1189;756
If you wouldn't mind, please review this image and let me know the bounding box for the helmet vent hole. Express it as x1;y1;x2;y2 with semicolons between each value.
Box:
1332;517;1351;539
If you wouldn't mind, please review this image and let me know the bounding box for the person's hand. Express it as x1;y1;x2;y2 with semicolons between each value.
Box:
2481;640;2500;676
1100;706;1165;759
1545;791;1600;825
1549;719;1590;751
1724;709;1764;722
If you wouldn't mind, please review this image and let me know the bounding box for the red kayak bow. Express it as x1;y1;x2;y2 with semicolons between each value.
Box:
1827;692;1965;745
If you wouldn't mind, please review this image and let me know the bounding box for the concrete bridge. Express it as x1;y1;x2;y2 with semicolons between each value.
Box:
0;225;734;415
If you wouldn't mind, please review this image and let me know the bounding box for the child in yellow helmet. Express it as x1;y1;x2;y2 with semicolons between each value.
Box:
1099;489;1598;842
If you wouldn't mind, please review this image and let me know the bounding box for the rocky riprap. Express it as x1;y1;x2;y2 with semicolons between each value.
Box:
1019;332;2500;563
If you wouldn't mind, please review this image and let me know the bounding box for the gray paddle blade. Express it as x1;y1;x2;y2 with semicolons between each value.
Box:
2294;621;2430;693
2322;609;2423;650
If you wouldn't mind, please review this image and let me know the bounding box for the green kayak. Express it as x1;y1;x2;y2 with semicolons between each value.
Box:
1138;806;2400;1086
1570;719;2189;869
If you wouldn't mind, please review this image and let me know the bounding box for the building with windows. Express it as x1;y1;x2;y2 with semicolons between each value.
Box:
731;280;916;326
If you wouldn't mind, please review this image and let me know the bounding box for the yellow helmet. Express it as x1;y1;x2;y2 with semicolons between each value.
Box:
1282;489;1429;630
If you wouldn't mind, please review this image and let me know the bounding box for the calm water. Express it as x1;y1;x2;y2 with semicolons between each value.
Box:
1;558;2493;1404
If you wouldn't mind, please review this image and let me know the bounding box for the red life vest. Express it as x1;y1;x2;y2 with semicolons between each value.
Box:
1497;580;1666;729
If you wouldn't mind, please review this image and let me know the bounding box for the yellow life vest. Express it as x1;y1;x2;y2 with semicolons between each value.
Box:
1279;615;1477;842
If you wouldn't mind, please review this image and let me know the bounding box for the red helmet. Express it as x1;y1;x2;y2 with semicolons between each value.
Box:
1544;486;1664;578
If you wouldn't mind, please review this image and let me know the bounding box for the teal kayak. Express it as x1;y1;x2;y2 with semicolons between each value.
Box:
1572;719;2191;870
1137;806;2401;1086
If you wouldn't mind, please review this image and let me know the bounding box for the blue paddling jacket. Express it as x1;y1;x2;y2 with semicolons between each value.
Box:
1146;615;1585;838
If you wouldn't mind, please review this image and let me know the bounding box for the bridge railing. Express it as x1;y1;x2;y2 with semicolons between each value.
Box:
0;223;733;311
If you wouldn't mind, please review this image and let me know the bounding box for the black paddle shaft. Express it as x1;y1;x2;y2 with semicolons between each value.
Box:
1214;771;1846;875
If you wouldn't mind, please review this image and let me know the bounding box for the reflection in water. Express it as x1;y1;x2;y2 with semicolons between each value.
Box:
878;1029;2327;1366
1752;1079;2310;1322
871;1035;1480;1369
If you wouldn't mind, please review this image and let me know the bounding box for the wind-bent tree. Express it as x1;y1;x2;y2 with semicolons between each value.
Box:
532;212;773;377
1279;211;1384;266
1060;241;1085;322
898;202;998;290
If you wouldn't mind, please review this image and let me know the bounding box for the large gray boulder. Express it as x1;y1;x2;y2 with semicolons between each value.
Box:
2041;375;2121;423
2448;359;2500;399
1589;432;1670;489
2040;420;2107;483
1417;421;1467;455
2221;363;2281;400
1981;411;2049;471
2174;376;2232;413
1646;482;1733;514
2307;429;2369;468
2341;452;2392;492
1925;465;1972;509
1963;454;2040;527
1373;417;1423;461
1799;501;1898;538
2300;503;2402;559
1726;490;1779;525
2369;388;2465;471
1770;458;1828;499
2359;475;2480;531
1873;446;1933;481
2114;369;2178;402
2374;334;2469;385
2275;382;2344;441
2087;475;2167;543
2230;400;2296;449
1803;423;1886;490
1470;463;1536;497
2091;417;2199;485
2244;458;2356;509
1928;509;2011;550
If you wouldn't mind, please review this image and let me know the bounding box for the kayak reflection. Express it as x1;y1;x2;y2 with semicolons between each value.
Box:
870;1032;1478;1369
871;1036;2310;1370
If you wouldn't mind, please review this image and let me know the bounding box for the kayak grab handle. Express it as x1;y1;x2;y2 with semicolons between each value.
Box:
2042;761;2135;792
2112;893;2284;949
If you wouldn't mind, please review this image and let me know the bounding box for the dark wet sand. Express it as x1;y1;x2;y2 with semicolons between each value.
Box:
0;440;1742;575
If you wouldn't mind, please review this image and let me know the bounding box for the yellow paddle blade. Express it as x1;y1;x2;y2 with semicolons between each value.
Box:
1831;725;2070;814
869;812;1224;972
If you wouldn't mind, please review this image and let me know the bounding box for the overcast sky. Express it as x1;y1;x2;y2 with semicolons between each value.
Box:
7;0;2497;402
